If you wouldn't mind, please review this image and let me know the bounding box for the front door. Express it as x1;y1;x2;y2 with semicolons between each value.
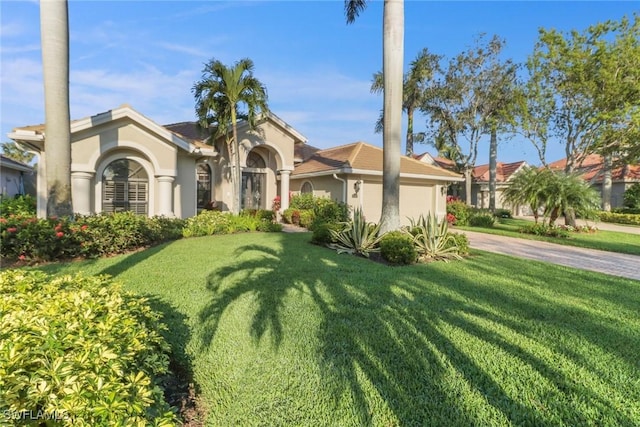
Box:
241;172;265;210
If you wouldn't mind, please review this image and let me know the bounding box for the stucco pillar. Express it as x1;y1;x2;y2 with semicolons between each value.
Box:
156;176;175;217
279;169;291;211
71;171;94;215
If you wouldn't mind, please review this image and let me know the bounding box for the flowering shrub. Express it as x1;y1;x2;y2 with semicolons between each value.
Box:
0;270;178;426
272;195;281;212
446;200;471;226
0;212;184;263
446;213;457;225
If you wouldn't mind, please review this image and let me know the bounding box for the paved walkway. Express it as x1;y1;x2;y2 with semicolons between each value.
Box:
464;230;640;281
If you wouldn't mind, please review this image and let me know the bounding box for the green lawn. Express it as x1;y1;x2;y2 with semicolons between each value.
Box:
457;218;640;255
32;233;640;426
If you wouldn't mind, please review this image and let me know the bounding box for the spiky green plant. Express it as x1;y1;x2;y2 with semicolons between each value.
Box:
408;214;463;262
329;208;382;258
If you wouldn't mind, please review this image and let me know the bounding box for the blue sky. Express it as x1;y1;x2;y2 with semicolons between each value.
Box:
1;1;637;166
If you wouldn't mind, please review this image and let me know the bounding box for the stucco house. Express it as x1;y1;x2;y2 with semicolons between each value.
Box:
471;161;528;213
549;154;640;208
8;105;462;223
0;154;36;198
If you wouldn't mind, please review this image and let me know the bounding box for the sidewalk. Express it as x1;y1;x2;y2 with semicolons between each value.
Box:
464;230;640;281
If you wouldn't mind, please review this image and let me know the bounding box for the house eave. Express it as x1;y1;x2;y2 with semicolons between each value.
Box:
292;167;465;182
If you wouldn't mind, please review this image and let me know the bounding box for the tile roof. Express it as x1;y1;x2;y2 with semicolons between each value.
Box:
294;143;320;163
163;121;212;143
473;161;527;182
413;152;458;171
548;154;640;182
292;142;462;179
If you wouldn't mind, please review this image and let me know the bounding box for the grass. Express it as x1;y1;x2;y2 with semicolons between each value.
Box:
28;232;640;426
457;218;640;255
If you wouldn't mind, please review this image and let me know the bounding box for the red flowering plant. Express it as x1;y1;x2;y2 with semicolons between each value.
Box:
446;213;457;226
272;195;281;212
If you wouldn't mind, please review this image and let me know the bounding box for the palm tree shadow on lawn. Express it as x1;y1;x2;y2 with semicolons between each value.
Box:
196;236;639;425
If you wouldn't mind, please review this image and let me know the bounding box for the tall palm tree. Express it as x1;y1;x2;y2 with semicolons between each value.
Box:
371;48;441;157
193;58;269;214
40;0;73;217
346;0;404;233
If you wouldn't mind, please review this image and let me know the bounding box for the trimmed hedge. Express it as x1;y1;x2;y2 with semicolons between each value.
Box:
182;210;281;237
0;270;178;426
380;231;417;265
598;211;640;226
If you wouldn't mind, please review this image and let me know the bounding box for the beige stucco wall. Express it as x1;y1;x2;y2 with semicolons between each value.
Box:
291;173;448;226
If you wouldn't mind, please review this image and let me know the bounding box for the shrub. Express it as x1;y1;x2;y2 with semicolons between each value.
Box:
518;223;570;238
289;193;315;210
623;183;640;209
494;208;512;219
256;221;283;232
241;209;275;222
380;231;417;265
329;208;382;258
469;213;495;228
311;222;343;246
182;210;232;237
445;232;469;256
0;194;36;216
598;211;640;226
298;210;315;228
312;198;350;226
0;270;178;426
408;214;463;262
446;200;471;226
282;208;296;224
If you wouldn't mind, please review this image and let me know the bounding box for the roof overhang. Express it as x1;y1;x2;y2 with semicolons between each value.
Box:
292;167;465;182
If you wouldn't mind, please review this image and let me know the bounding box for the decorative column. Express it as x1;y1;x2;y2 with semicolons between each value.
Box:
156;176;175;217
71;171;94;215
279;169;291;211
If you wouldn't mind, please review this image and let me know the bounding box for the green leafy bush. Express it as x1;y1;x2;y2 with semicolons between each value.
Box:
518;223;571;238
446;201;471;226
289;193;315;210
299;210;315;228
329;208;382;258
311;198;350;227
0;270;178;426
1;212;184;262
493;208;512;219
380;231;417;265
256;221;283;232
445;232;469;256
0;194;36;216
408;214;463;262
311;222;343;246
182;210;233;237
469;213;496;228
598;211;640;226
240;209;275;222
623;183;640;209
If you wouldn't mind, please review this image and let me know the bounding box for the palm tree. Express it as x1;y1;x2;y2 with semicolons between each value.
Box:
371;48;442;157
40;0;73;217
193;58;269;214
502;167;549;223
346;0;404;233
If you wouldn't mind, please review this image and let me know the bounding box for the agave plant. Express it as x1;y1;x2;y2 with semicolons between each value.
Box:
407;214;462;262
329;208;383;258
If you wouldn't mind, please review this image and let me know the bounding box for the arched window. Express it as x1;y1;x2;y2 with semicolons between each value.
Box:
246;151;266;169
300;181;313;194
197;163;212;210
102;159;148;214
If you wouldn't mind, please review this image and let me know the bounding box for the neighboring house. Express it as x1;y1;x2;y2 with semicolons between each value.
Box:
291;142;463;224
549;154;640;208
8;105;462;222
471;161;528;213
0;154;36;198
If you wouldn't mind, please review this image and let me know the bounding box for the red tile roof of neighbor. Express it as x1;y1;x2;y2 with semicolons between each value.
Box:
473;161;527;182
548;154;640;182
292;142;462;179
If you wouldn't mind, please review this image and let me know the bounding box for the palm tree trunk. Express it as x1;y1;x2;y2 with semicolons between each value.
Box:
601;153;612;211
405;106;414;157
488;124;497;212
40;0;73;217
379;0;404;234
464;166;473;206
231;109;241;214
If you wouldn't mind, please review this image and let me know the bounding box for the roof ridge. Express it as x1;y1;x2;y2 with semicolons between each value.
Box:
347;141;365;167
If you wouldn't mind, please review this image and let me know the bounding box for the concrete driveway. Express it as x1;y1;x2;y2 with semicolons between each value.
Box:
464;230;640;281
